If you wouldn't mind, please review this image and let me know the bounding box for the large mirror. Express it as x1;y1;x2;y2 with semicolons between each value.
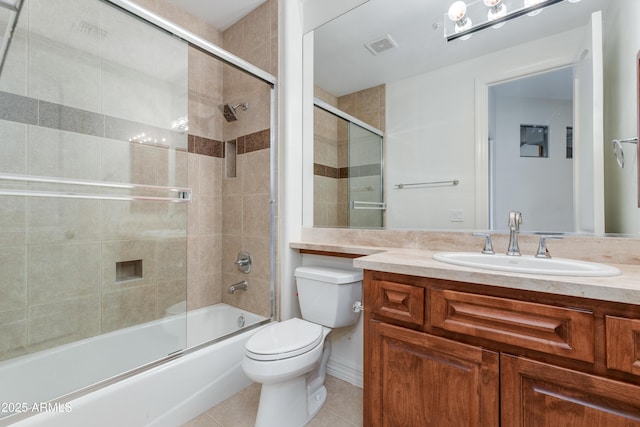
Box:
307;0;640;234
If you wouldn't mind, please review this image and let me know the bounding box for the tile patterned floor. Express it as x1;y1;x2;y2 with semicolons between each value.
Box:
181;375;363;427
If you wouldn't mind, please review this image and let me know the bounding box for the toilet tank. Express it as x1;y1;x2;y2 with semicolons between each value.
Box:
294;266;363;328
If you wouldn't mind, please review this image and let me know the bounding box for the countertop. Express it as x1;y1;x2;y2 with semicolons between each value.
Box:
291;241;640;305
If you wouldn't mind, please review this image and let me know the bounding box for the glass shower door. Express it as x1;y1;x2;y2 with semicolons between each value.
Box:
348;123;384;228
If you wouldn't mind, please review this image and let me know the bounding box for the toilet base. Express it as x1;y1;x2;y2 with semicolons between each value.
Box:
307;385;327;422
254;380;327;427
253;341;331;427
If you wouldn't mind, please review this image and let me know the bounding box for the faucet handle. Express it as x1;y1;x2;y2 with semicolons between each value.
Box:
535;235;563;258
472;232;495;254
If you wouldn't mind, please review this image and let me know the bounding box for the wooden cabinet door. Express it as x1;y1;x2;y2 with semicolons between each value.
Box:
365;321;499;427
501;354;640;426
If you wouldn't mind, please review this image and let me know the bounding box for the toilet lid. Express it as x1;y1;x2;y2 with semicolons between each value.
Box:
245;318;324;361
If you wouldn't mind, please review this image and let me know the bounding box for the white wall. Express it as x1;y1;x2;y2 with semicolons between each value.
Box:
493;96;574;232
386;27;585;230
603;0;640;234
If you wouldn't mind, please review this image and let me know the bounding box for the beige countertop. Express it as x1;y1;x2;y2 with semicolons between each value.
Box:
291;241;640;305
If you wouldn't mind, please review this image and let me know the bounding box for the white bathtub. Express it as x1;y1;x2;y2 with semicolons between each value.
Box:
1;303;269;427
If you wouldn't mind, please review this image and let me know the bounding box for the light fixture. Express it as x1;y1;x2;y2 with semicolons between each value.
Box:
445;0;572;42
448;1;473;40
524;0;545;16
484;0;507;28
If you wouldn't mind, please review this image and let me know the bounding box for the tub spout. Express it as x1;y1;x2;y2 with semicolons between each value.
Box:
227;280;248;294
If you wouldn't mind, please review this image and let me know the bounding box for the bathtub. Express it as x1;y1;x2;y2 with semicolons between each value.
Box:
1;303;269;427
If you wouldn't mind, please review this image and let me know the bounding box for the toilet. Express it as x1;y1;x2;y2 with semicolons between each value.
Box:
242;266;363;427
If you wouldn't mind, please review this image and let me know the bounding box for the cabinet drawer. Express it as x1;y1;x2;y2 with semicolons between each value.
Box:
431;289;595;362
370;280;425;327
606;316;640;376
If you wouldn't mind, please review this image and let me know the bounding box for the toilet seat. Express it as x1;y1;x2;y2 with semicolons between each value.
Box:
246;318;324;361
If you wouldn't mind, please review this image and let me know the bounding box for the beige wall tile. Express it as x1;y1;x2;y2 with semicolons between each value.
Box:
0;246;26;312
28;198;101;244
28;0;102;112
221;235;243;276
28;296;100;351
29;127;102;181
187;274;222;310
28;243;101;305
187;236;200;279
198;235;221;278
242;235;270;281
0;309;27;361
199;155;223;198
0;121;27;174
222;274;270;318
222;194;243;235
0;195;26;248
102;240;156;291
102;285;157;332
157;279;186;318
242;194;270;238
242;149;270;195
156;237;187;282
199;196;222;236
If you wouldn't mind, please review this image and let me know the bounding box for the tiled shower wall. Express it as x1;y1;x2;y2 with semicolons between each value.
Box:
0;0;189;361
0;0;276;361
132;0;277;318
313;84;385;228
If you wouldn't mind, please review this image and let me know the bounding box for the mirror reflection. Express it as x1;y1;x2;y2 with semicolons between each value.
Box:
309;0;639;235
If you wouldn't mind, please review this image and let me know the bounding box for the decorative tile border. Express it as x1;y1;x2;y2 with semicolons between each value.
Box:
237;129;270;154
0;91;271;159
313;162;381;179
188;135;224;157
0;90;185;149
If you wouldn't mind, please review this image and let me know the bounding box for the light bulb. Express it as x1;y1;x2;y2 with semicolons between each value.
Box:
485;0;507;28
448;1;467;22
524;0;544;16
448;1;472;40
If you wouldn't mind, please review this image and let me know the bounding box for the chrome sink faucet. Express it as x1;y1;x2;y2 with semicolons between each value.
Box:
506;211;522;256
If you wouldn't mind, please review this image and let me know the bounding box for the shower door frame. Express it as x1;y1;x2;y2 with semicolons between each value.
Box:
313;97;385;227
0;1;278;424
102;0;278;321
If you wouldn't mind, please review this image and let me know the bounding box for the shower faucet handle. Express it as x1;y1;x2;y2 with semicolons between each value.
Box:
236;251;252;274
472;232;495;254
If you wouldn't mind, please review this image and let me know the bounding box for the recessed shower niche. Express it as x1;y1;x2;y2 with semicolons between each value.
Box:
116;260;143;283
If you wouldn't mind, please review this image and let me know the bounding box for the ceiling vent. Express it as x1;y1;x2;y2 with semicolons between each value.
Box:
364;34;398;56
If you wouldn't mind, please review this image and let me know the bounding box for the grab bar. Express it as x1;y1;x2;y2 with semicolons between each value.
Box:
394;180;459;189
0;173;192;202
351;201;386;210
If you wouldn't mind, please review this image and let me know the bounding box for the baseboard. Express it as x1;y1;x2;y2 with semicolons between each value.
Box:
326;355;363;388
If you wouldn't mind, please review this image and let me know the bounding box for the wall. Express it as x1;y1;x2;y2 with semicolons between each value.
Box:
492;96;574;232
0;0;190;361
140;0;277;319
603;0;640;234
385;27;585;230
220;0;278;318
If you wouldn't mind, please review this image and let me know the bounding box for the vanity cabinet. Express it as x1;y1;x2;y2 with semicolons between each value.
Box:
363;270;640;427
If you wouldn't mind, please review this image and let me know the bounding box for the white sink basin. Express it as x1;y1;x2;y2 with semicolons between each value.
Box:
433;252;621;277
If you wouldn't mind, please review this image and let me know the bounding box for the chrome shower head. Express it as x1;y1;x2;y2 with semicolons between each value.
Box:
219;102;248;122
